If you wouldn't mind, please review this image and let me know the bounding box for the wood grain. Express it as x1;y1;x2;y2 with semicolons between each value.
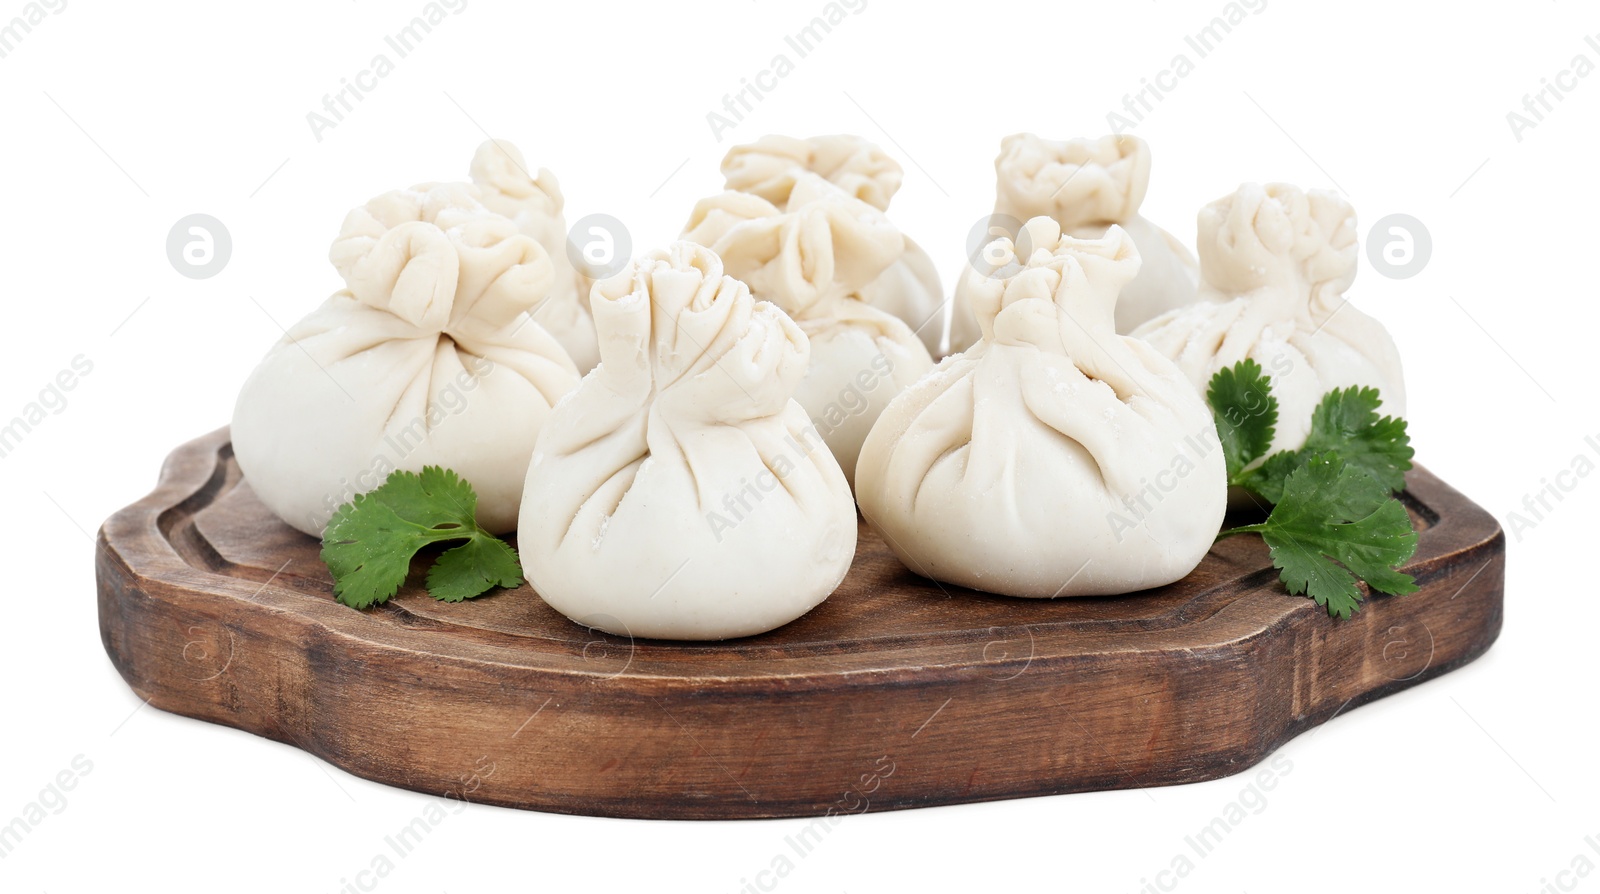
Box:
97;429;1504;819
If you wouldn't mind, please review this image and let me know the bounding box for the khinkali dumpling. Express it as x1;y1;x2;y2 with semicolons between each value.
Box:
683;174;935;486
721;134;947;357
232;182;581;537
518;242;856;641
1132;182;1406;461
856;218;1226;598
950;133;1197;351
722;134;901;210
469;139;600;372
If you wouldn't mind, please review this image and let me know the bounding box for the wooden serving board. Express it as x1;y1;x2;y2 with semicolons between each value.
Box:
97;429;1504;820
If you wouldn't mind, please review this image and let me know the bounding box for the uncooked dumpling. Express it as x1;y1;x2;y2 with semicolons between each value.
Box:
722;134;902;211
1132;182;1406;461
950;133;1197;351
856;218;1227;598
683;174;935;486
232;182;581;537
518;242;857;641
469;139;600;372
721;134;947;357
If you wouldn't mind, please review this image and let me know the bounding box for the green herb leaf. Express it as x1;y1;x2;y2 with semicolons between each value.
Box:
1237;450;1303;504
427;536;525;603
319;498;418;610
320;467;523;609
1240;385;1413;502
1206;362;1421;619
1206;359;1279;482
1222;453;1420;619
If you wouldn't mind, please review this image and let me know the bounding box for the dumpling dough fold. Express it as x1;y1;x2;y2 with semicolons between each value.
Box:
683;174;935;486
951;133;1197;350
518;242;857;641
469;139;600;372
856;218;1227;598
720;134;947;357
1132;182;1406;461
232;183;581;537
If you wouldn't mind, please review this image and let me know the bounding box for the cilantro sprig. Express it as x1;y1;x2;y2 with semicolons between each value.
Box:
320;467;524;609
1208;361;1418;619
1209;359;1280;483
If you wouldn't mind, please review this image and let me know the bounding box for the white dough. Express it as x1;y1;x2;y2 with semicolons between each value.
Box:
950;134;1198;351
1132;182;1407;461
469;139;600;372
683;174;935;486
720;134;947;357
856;219;1227;599
518;242;857;641
232;182;581;537
722;133;903;211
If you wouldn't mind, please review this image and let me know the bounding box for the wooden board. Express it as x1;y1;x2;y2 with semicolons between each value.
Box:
97;429;1504;820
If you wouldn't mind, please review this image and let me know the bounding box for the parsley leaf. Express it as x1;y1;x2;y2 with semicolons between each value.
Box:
1239;385;1413;503
320;467;524;609
1206;358;1279;482
1220;453;1419;619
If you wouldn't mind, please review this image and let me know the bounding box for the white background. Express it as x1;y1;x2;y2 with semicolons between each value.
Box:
2;0;1595;891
